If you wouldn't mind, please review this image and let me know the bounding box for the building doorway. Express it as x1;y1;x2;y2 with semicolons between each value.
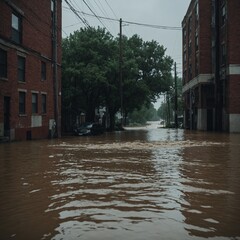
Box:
4;97;10;137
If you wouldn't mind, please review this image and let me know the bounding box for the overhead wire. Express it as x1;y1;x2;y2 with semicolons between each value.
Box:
63;7;182;32
104;0;118;19
70;0;91;28
64;0;90;28
82;0;112;34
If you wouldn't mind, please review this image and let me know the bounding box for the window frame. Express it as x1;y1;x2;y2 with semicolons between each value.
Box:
11;12;22;44
32;93;38;114
221;4;227;26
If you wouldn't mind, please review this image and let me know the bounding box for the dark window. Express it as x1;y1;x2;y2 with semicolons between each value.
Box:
41;62;47;80
183;51;187;64
188;16;192;36
12;13;22;44
195;53;199;76
41;94;47;113
32;93;38;114
0;49;7;78
195;3;199;26
51;0;54;12
188;41;192;57
221;4;226;26
19;92;26;114
195;33;199;51
18;56;25;82
183;28;187;45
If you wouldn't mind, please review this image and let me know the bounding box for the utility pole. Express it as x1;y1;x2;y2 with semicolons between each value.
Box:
174;62;178;128
53;0;60;137
119;18;123;126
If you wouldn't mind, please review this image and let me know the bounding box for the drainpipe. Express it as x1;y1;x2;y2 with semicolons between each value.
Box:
53;0;60;137
213;0;222;131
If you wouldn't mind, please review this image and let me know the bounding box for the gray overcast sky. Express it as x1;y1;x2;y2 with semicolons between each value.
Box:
62;0;191;108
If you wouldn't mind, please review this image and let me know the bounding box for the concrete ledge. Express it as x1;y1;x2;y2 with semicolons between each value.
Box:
228;64;240;75
183;74;214;93
229;114;240;133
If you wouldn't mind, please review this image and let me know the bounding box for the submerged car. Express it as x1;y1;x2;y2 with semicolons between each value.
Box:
73;122;104;136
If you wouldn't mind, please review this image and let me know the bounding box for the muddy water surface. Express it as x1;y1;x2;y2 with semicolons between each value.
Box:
0;126;240;240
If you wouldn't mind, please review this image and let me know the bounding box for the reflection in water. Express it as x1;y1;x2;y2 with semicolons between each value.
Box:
0;126;240;240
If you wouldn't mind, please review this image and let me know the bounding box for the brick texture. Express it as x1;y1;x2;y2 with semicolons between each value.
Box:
0;0;61;140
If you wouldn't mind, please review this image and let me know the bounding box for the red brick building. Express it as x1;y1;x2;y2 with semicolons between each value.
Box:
0;0;62;141
182;0;240;133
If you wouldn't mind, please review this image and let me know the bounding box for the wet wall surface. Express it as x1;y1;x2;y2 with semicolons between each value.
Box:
0;126;240;240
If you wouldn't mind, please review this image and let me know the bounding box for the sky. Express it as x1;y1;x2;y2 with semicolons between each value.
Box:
62;0;191;109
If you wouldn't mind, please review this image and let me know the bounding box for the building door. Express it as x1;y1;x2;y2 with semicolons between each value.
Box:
4;97;10;137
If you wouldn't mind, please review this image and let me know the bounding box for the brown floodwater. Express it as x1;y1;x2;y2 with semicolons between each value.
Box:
0;124;240;240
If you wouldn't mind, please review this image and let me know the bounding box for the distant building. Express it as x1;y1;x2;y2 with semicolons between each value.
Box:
0;0;62;141
182;0;240;132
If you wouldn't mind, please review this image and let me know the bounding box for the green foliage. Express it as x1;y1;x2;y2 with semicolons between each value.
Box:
128;103;159;125
62;27;174;131
157;77;184;125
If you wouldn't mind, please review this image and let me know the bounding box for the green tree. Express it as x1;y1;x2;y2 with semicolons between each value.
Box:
122;35;173;122
62;28;174;132
62;27;118;129
128;103;158;125
157;77;183;127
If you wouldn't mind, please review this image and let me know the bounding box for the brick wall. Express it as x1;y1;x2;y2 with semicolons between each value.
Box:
228;1;240;64
0;0;61;140
199;0;212;74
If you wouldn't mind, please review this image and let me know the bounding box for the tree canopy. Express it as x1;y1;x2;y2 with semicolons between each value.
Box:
62;27;174;131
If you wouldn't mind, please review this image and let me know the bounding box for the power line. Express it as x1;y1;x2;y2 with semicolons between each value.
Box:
82;0;111;33
64;0;90;28
123;20;182;31
92;0;117;34
104;0;118;19
63;7;182;31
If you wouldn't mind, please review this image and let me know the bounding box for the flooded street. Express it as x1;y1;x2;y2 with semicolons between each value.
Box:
0;124;240;240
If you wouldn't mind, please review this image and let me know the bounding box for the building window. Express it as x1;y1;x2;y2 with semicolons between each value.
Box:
195;53;199;76
195;3;199;26
0;49;7;78
195;32;199;51
41;62;47;80
19;91;26;114
188;16;192;36
221;4;226;26
188;41;192;57
41;94;47;114
51;0;54;12
32;93;38;114
12;13;22;44
18;56;25;82
183;51;187;65
183;28;187;45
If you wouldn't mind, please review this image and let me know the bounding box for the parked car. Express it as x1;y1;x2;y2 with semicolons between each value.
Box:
73;122;104;136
